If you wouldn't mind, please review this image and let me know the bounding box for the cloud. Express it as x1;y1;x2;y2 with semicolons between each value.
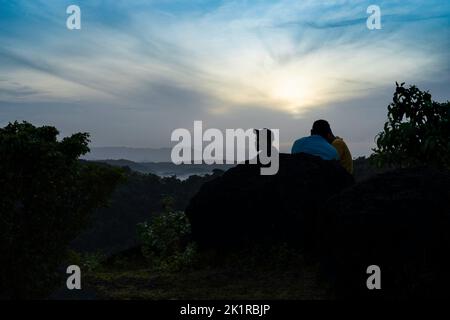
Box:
0;81;43;100
0;0;448;154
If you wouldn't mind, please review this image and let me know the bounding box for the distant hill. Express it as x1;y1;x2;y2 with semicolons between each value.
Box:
83;147;172;162
93;159;235;179
90;155;385;181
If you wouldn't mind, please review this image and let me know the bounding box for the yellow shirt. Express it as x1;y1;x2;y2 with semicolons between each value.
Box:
332;137;353;175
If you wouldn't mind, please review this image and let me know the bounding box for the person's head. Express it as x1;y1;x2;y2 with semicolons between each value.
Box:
311;119;334;143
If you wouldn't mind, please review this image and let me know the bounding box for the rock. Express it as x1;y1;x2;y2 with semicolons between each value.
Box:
185;153;354;250
318;167;450;299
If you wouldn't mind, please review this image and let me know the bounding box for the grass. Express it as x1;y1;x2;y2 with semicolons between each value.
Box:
83;245;333;300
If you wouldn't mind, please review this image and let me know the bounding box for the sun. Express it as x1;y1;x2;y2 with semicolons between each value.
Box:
269;74;316;114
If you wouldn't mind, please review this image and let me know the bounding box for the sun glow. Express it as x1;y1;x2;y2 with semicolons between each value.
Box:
269;74;317;114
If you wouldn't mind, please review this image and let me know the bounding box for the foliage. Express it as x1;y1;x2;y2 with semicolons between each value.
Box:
372;83;450;168
137;197;197;272
71;169;224;254
0;121;123;299
66;250;106;273
83;243;329;300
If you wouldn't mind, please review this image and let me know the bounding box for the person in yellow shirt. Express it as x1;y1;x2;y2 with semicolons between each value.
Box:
304;120;353;174
331;136;353;175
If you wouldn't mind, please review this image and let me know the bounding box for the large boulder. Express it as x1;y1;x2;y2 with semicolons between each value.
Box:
318;167;450;299
185;153;354;250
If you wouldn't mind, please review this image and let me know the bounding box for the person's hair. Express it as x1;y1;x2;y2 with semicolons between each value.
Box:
311;119;333;139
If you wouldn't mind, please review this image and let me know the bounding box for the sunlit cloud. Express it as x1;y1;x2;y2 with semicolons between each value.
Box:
0;0;448;154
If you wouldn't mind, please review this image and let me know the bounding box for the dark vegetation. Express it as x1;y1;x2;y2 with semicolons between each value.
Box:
71;168;223;254
0;122;122;299
372;82;450;168
84;244;330;300
137;198;197;272
318;167;450;299
94;159;234;178
1;83;449;300
70;157;381;256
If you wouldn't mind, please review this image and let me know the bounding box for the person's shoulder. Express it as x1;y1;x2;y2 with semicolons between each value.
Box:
291;136;307;153
332;136;346;147
294;136;309;144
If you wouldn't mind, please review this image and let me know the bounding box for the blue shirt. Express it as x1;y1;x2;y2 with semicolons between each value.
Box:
291;135;339;160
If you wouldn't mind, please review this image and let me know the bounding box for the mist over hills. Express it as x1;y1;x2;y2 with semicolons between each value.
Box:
83;147;173;162
94;159;235;179
84;147;236;179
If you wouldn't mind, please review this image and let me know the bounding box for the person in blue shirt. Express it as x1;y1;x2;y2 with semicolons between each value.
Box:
291;120;339;160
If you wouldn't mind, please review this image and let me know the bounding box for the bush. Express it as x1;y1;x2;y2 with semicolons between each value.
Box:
66;250;106;273
372;83;450;169
0;121;123;299
137;199;197;272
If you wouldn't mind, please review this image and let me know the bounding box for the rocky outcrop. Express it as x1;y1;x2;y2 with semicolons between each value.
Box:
318;167;450;299
186;154;450;299
185;153;354;250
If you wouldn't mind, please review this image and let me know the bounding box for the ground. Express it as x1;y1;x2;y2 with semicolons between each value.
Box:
82;247;332;300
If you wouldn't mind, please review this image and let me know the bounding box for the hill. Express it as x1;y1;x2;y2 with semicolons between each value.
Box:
83;147;173;162
93;159;235;179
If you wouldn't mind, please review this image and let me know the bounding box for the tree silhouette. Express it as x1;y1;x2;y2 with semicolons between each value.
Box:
372;83;450;169
0;121;123;299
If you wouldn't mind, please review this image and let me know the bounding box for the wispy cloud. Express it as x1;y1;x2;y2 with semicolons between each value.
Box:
0;80;43;100
0;0;448;155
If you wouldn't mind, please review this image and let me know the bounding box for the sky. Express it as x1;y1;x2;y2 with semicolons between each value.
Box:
0;0;449;156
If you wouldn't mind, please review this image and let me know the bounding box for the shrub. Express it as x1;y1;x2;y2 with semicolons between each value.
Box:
137;199;197;272
0;121;123;299
65;250;106;273
372;83;450;169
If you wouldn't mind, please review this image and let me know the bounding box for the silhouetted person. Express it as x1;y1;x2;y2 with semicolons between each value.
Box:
291;120;353;174
291;120;338;160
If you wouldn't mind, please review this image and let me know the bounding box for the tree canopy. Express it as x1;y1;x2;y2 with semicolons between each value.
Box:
0;121;123;299
372;83;450;169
